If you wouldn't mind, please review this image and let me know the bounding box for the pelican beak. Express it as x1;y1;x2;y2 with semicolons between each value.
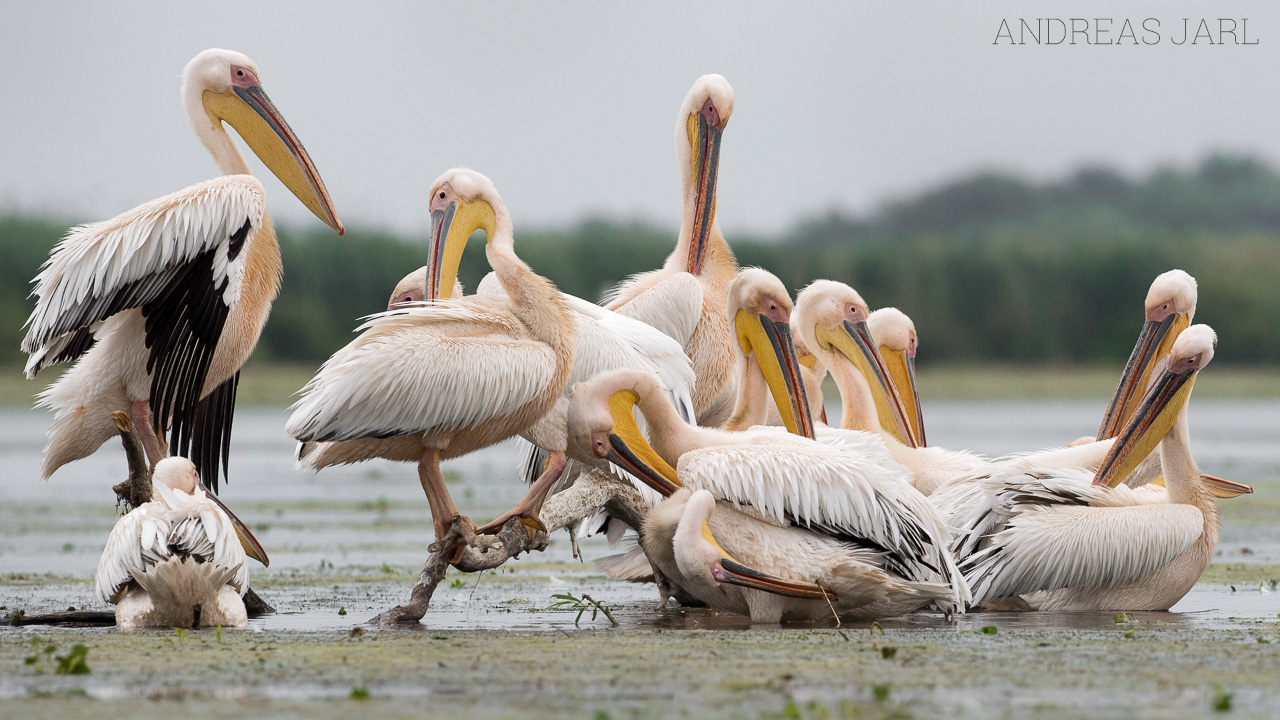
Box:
199;481;270;567
1092;360;1199;488
685;109;724;276
424;198;497;301
704;522;834;600
1097;310;1191;440
878;338;926;447
735;309;816;439
603;390;682;497
815;320;917;447
202;84;343;234
1202;474;1254;499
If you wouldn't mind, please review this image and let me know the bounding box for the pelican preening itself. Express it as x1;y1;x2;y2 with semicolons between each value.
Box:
608;74;740;427
24;48;342;490
96;457;259;628
288;168;576;543
568;367;969;621
957;326;1221;611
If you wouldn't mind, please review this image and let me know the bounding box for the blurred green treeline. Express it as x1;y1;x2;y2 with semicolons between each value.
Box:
1;154;1277;369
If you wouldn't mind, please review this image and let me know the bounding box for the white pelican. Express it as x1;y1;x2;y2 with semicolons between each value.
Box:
649;489;959;622
24;48;342;490
606;75;739;426
958;326;1223;611
793;281;986;496
867;308;924;447
96;458;255;628
567;368;969;618
288;169;576;543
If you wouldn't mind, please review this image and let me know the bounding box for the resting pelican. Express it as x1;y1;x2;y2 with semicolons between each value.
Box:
793;281;986;496
959;326;1222;611
867;308;924;447
567;368;969;619
288;169;575;543
96;458;255;628
607;75;739;426
24;48;342;490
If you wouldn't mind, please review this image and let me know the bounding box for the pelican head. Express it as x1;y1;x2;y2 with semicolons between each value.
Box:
152;457;200;496
567;369;681;497
386;266;467;310
728;268;815;438
1093;324;1215;488
424;168;510;301
1097;270;1198;440
183;48;343;234
675;490;835;600
677;74;734;276
793;281;917;447
868;308;925;446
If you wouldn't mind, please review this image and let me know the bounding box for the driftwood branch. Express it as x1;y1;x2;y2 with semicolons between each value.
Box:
7;610;116;626
370;469;648;626
110;411;152;512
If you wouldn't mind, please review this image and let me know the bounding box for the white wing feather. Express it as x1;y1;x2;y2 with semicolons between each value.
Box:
606;271;703;348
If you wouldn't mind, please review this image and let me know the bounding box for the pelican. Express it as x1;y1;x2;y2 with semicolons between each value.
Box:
24;48;342;490
288;169;575;543
567;368;969;619
867;308;924;447
793;281;986;496
96;457;257;628
606;75;739;426
958;326;1223;611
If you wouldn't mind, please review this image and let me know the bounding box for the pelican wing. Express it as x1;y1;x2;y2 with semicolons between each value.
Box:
167;494;249;594
678;429;969;608
95;503;173;605
605;271;703;348
286;298;557;442
961;470;1204;605
23;175;267;490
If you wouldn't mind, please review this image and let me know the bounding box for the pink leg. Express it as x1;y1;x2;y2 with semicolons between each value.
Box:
130;401;167;470
476;451;567;535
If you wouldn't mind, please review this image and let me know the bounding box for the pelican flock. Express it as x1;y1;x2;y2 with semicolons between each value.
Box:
23;50;1253;628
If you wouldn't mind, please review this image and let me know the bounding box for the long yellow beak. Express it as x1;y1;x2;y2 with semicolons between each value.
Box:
1093;364;1197;488
425;198;497;301
1146;473;1254;499
705;521;835;600
735;310;816;439
200;481;270;567
604;390;682;497
878;343;925;447
685;109;723;276
815;320;917;447
1097;312;1190;440
203;85;343;234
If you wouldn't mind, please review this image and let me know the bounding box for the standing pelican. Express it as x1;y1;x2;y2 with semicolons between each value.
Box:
793;281;985;496
24;49;342;490
568;368;969;618
288;169;575;543
959;326;1222;611
607;75;739;426
96;458;253;628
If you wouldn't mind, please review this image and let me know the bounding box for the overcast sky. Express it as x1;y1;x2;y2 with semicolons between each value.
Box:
3;2;1279;237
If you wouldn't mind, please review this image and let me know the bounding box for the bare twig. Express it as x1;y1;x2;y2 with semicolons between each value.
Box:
370;468;648;627
8;610;116;627
110;411;152;512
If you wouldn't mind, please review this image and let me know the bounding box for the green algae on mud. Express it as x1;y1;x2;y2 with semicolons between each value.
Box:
3;623;1280;719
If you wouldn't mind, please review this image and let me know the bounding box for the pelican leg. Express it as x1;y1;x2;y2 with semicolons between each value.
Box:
418;447;475;543
476;451;567;536
130;401;167;470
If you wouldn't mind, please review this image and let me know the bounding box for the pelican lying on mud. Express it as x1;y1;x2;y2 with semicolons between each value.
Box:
96;458;262;628
25;48;342;490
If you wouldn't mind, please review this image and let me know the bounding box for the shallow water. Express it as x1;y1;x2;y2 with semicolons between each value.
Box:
2;400;1278;631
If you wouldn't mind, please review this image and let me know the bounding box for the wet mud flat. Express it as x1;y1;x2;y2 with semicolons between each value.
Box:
2;402;1280;717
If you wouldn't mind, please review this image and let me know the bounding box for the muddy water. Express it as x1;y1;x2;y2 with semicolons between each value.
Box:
2;400;1278;632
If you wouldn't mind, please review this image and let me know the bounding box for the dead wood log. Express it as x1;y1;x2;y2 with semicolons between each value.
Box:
110;411;152;512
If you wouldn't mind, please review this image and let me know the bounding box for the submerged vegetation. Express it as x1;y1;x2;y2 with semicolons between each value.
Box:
3;154;1280;372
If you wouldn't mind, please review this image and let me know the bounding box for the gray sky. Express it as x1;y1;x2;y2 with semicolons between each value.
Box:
3;2;1279;237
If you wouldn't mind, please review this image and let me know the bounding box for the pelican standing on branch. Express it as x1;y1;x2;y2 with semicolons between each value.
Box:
24;49;343;490
607;75;739;426
288;169;576;545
